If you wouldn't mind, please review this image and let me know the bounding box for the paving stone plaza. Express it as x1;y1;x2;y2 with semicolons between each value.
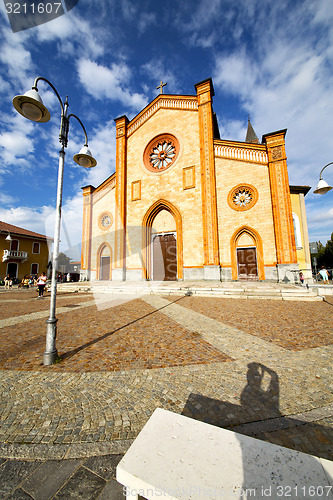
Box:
0;282;332;498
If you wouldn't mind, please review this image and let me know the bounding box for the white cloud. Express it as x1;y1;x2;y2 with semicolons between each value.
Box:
0;27;35;88
138;13;157;35
219;118;246;142
0;196;83;259
176;0;223;40
77;59;148;110
65;119;117;191
47;191;84;258
34;10;105;59
0;193;16;204
119;0;157;35
0;112;36;166
0;205;54;236
141;60;180;95
212;5;333;186
306;200;333;243
0;130;34;163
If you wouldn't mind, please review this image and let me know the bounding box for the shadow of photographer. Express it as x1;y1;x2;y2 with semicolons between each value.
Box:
182;362;332;498
182;361;332;460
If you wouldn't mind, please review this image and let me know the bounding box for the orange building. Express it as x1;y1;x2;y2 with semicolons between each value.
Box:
81;78;312;283
0;221;52;281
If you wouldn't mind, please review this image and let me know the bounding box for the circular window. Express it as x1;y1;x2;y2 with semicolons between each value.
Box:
143;133;179;173
98;212;113;231
228;184;258;211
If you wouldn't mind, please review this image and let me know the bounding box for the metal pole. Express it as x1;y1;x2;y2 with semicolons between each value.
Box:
12;78;96;366
319;161;333;179
43;144;65;365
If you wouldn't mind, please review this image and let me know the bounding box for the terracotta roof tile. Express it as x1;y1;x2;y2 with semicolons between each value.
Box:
0;221;53;240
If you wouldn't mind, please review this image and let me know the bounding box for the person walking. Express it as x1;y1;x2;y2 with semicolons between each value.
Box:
37;272;47;298
4;274;12;289
317;266;329;285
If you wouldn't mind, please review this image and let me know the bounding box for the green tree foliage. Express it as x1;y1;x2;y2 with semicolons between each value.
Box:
314;233;333;269
324;232;333;267
57;252;71;270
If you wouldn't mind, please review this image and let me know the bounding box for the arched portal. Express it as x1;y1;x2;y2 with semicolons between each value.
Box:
142;199;183;281
97;242;112;280
230;226;265;281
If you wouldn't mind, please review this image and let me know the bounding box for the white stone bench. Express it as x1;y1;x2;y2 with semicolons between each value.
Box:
116;408;333;499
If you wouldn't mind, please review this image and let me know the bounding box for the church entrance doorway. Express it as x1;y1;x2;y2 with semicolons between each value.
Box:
237;247;258;280
98;243;112;281
152;233;177;281
100;256;110;280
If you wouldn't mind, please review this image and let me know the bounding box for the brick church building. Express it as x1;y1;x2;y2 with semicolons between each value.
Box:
80;78;312;283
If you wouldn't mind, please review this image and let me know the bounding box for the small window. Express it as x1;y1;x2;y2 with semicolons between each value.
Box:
31;263;39;275
11;240;19;251
32;242;40;254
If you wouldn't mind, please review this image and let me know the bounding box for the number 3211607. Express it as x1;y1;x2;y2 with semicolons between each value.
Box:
5;3;62;14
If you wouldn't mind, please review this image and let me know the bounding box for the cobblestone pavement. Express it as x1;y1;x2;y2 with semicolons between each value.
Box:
0;287;332;498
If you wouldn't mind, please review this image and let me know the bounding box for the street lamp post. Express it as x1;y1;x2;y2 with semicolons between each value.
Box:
13;77;97;365
314;162;333;194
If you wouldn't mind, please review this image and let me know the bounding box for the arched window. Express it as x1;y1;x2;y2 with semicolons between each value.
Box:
292;213;302;248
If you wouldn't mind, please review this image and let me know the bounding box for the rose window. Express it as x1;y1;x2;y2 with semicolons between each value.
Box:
228;184;258;211
98;212;113;231
101;214;111;227
150;141;176;170
233;188;253;207
143;134;179;173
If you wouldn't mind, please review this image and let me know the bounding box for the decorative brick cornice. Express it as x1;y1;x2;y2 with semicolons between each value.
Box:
92;175;116;205
214;141;268;164
127;95;198;137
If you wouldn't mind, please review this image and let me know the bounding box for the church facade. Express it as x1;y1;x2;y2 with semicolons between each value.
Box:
81;78;312;283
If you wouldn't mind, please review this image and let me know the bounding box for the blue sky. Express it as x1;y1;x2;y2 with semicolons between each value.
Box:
0;0;332;260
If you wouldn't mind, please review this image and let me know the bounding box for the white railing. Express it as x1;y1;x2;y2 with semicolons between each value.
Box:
214;144;268;164
2;250;28;262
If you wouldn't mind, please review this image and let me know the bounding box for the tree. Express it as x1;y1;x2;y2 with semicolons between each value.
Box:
323;233;333;268
314;234;333;269
57;252;71;272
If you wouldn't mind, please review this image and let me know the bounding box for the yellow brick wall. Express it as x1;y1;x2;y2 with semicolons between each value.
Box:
126;107;204;269
215;158;277;267
90;186;117;273
152;210;177;233
290;192;311;275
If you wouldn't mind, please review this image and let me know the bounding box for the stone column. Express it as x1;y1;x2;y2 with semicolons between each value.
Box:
299;191;313;282
114;115;128;281
81;185;94;281
195;78;220;280
263;130;299;283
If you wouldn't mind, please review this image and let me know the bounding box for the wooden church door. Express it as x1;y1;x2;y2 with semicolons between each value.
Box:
152;233;177;281
237;247;258;280
100;256;110;280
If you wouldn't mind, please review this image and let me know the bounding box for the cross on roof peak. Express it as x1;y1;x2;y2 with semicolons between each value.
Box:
156;81;167;94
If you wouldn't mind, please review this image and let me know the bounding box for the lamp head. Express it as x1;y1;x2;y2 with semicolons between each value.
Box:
5;233;12;241
13;88;51;123
73;145;97;168
313;178;333;195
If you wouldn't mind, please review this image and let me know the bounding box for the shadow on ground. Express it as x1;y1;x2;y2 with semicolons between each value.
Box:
182;362;333;461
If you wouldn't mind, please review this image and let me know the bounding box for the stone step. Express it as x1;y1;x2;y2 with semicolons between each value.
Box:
56;282;323;301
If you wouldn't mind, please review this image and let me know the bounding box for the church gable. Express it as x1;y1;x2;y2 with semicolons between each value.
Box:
126;97;201;181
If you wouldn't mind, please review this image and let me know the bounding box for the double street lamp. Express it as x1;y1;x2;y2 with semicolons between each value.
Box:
13;77;97;365
314;162;333;195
